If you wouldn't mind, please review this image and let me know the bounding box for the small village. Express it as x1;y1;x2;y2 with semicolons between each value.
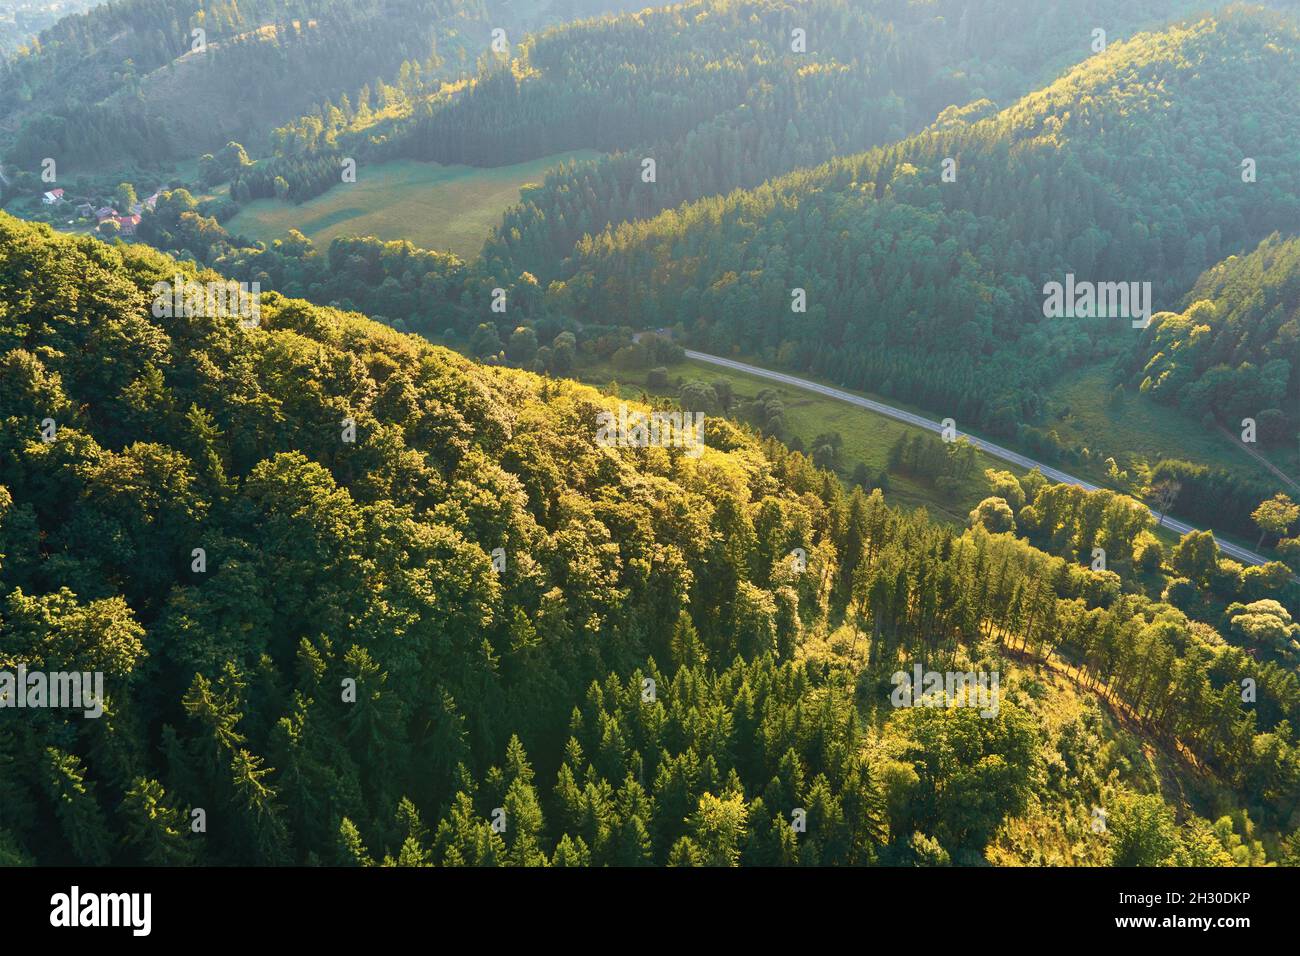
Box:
0;159;171;237
38;185;161;236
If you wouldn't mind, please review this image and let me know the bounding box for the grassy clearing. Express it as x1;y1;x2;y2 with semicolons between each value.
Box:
226;152;600;259
1044;366;1293;486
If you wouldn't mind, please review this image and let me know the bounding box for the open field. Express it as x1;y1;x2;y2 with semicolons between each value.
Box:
226;152;600;259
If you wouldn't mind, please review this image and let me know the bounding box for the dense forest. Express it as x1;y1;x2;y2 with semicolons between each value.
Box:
82;183;1300;548
1;214;1298;867
471;0;1259;285
3;0;483;164
56;7;1285;550
1127;232;1300;431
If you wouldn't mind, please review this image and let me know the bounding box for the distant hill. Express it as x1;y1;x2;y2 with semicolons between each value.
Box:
0;0;646;166
544;6;1300;440
1;0;489;165
0;0;106;56
248;0;1239;267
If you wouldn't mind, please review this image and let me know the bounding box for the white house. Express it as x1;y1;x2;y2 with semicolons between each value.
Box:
42;188;65;205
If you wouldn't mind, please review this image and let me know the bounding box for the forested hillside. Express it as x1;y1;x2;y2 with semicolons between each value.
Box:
2;0;485;164
473;0;1259;284
0;0;645;165
1127;232;1299;437
542;7;1300;440
2;214;1298;867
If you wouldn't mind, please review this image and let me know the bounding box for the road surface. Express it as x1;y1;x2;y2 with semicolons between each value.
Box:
685;349;1272;567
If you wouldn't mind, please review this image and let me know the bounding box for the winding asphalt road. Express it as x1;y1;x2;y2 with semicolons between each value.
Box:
685;349;1272;567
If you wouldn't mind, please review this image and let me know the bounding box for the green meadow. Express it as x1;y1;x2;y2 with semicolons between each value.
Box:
1043;366;1293;487
226;152;600;259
